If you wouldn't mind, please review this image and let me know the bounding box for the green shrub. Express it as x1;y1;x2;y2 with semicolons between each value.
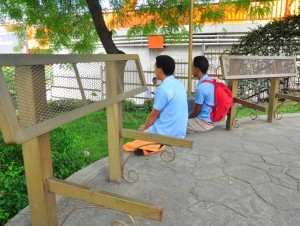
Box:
0;163;27;226
51;128;92;179
122;99;136;112
0;133;26;226
0;127;91;225
143;98;154;112
48;99;94;113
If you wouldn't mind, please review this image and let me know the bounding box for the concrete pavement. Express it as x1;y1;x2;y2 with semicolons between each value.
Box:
6;114;300;226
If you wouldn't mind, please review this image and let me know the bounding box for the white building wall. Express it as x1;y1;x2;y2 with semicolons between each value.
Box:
96;22;268;71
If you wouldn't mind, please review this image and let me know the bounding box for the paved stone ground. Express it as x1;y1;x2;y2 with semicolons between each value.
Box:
6;114;300;226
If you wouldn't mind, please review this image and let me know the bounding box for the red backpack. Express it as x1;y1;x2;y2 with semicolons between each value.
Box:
202;79;233;122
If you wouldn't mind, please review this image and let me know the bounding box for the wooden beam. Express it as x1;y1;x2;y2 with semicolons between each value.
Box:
48;178;163;221
233;98;266;112
276;93;300;102
121;129;193;148
106;62;123;183
267;77;280;122
226;79;238;130
17;65;57;226
23;134;57;226
15;87;146;145
0;70;19;144
0;54;141;66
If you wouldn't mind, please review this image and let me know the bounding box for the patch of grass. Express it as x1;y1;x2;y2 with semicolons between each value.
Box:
235;101;300;118
61;110;108;162
61;109;148;162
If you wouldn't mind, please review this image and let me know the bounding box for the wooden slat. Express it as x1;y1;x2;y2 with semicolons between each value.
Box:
121;129;193;148
135;58;147;87
276;93;300;102
106;62;123;183
221;55;298;80
23;134;57;226
48;178;163;221
226;79;238;130
234;98;266;112
0;53;147;144
14;86;146;144
0;54;140;66
0;71;19;144
267;77;280;122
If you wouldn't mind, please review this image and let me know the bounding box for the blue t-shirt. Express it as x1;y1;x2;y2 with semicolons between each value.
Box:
148;75;188;138
195;74;215;123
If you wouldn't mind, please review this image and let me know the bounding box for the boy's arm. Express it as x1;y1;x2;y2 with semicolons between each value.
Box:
189;103;202;118
139;109;160;131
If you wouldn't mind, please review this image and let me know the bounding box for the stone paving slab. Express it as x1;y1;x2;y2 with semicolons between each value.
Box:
6;114;300;226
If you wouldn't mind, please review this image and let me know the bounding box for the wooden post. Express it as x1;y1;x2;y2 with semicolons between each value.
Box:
267;77;280;122
23;134;57;226
226;79;238;130
187;0;194;97
106;62;123;183
16;65;57;226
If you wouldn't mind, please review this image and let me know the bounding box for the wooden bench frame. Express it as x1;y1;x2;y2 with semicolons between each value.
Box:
0;54;192;226
220;55;300;129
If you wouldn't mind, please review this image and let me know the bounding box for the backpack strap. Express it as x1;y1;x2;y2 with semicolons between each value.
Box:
201;79;214;84
200;79;214;108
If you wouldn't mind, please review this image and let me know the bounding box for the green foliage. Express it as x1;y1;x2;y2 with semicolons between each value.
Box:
229;15;300;101
122;99;136;112
0;133;26;226
231;15;300;57
1;0;275;53
61;110;109;162
143;98;154;112
0;163;27;226
124;0;274;39
123;109;148;128
0;127;91;225
1;0;99;53
51;127;92;179
48;99;95;115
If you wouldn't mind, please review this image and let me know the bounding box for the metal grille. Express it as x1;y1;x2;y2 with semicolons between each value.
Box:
0;57;143;131
221;56;298;79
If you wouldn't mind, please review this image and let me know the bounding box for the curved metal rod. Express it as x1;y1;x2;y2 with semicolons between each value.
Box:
160;145;175;162
60;205;136;226
122;152;139;183
232;105;258;128
221;49;230;56
275;101;300;120
122;142;176;182
111;214;136;226
122;142;167;183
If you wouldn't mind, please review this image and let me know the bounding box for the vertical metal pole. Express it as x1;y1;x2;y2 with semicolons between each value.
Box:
187;0;194;97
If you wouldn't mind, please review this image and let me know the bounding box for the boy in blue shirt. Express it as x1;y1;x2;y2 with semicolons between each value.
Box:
188;56;215;133
139;55;188;138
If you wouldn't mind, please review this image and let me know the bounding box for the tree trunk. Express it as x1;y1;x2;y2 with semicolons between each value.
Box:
86;0;124;54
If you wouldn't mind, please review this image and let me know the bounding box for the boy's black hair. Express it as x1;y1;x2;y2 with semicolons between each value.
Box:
193;56;209;74
155;55;175;76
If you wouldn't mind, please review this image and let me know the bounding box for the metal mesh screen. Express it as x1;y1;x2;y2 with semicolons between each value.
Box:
222;57;297;79
1;59;142;129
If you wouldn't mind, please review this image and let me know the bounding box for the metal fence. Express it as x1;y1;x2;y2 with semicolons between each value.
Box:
137;53;300;105
4;53;299;107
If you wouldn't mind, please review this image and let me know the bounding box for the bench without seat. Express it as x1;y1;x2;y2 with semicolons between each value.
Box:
220;55;300;129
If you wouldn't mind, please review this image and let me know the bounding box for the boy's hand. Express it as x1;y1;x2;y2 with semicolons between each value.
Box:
138;125;146;131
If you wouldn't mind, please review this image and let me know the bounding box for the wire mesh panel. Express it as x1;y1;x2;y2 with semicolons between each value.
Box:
0;54;146;144
221;55;298;80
